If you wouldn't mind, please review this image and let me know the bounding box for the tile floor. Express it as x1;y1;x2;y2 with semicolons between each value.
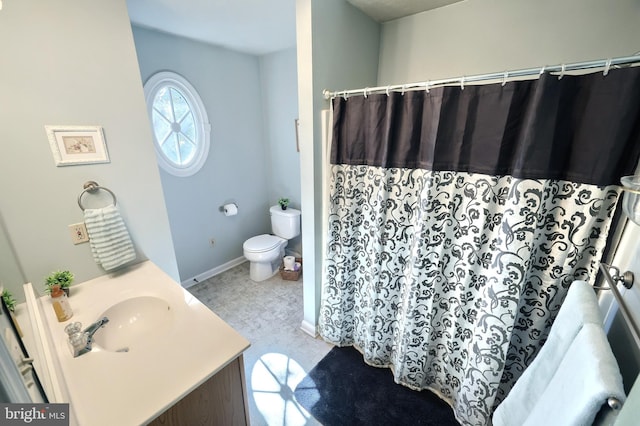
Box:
188;261;334;426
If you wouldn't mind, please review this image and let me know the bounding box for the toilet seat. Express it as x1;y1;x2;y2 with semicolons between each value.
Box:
243;234;284;253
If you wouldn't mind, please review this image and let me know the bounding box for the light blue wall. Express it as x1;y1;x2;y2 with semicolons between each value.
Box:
0;0;179;302
0;214;25;299
259;48;302;255
132;26;269;282
132;27;302;282
296;0;380;332
378;0;640;85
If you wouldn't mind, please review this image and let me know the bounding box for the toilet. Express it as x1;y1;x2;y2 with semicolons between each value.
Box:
243;205;301;282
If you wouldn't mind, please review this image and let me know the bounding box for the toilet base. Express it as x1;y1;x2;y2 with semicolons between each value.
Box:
249;258;281;282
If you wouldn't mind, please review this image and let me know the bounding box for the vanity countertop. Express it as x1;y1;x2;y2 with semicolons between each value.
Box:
36;261;250;426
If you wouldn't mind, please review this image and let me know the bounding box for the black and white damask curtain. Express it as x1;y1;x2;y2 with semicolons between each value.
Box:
319;68;640;426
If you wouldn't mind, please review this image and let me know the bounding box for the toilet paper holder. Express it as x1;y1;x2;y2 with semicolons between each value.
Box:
219;202;238;216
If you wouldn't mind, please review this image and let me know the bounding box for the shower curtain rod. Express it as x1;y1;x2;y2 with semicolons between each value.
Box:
323;54;640;99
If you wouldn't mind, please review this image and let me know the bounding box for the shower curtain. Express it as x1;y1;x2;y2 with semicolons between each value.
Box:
319;68;640;426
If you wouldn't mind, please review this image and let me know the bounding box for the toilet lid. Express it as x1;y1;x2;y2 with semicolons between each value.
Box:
244;234;283;253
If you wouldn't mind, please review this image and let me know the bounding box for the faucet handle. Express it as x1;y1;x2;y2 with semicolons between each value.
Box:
64;321;89;356
68;331;88;349
64;322;82;336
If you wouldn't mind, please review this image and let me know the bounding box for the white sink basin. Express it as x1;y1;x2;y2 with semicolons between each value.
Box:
93;296;174;352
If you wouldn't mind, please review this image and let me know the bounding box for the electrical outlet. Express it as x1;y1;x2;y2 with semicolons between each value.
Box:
69;222;89;244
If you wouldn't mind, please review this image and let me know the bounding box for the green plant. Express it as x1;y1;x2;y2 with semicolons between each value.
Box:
45;270;74;295
278;198;290;210
2;289;17;312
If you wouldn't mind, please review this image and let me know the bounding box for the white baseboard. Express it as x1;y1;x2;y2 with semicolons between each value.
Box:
182;256;247;288
300;320;317;337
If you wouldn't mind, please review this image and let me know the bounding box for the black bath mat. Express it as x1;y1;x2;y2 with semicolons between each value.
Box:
294;346;460;425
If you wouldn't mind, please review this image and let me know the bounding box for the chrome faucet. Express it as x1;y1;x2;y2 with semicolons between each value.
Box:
64;317;109;357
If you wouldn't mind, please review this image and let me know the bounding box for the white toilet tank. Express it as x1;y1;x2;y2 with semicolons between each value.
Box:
270;205;301;239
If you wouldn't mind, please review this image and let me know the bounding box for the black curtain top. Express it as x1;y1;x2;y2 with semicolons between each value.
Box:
331;68;640;186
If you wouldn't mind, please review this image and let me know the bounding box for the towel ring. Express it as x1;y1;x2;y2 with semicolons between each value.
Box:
77;181;117;211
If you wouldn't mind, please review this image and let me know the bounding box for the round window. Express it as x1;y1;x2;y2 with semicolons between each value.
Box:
143;72;210;177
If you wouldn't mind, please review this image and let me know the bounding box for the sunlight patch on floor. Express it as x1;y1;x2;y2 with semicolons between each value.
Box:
251;352;311;426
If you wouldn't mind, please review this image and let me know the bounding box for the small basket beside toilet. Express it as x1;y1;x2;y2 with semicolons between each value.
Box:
243;206;301;282
280;257;302;281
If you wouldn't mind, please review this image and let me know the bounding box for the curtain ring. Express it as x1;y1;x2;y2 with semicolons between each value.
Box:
385;86;390;96
558;64;566;80
363;88;368;98
502;71;509;87
401;85;406;96
425;81;430;93
343;91;348;100
604;58;612;76
460;76;465;90
539;65;546;75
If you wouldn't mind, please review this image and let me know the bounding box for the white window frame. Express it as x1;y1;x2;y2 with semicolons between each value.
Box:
143;71;211;177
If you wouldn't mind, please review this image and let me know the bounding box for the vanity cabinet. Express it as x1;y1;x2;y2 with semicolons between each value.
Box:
149;355;249;426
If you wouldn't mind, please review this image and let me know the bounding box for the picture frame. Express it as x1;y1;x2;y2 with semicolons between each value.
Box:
45;125;110;166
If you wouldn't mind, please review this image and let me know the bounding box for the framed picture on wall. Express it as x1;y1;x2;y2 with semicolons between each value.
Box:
45;125;110;166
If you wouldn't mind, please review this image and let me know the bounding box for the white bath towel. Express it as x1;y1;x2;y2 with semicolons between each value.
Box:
544;280;604;344
83;204;136;271
522;323;626;426
492;280;625;425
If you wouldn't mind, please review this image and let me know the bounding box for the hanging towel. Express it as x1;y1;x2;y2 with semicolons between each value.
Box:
543;280;604;344
492;280;625;425
521;323;626;425
83;204;136;271
494;280;604;424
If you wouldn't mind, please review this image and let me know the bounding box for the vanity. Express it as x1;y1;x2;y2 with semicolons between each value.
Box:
14;261;251;426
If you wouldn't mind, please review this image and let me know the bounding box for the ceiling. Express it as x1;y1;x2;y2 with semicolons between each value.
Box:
347;0;463;22
126;0;463;56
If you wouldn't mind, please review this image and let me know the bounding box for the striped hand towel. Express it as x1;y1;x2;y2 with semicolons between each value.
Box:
83;204;136;271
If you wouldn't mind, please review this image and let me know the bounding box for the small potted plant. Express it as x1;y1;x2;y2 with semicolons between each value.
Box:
1;289;17;312
45;270;74;297
278;198;290;210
